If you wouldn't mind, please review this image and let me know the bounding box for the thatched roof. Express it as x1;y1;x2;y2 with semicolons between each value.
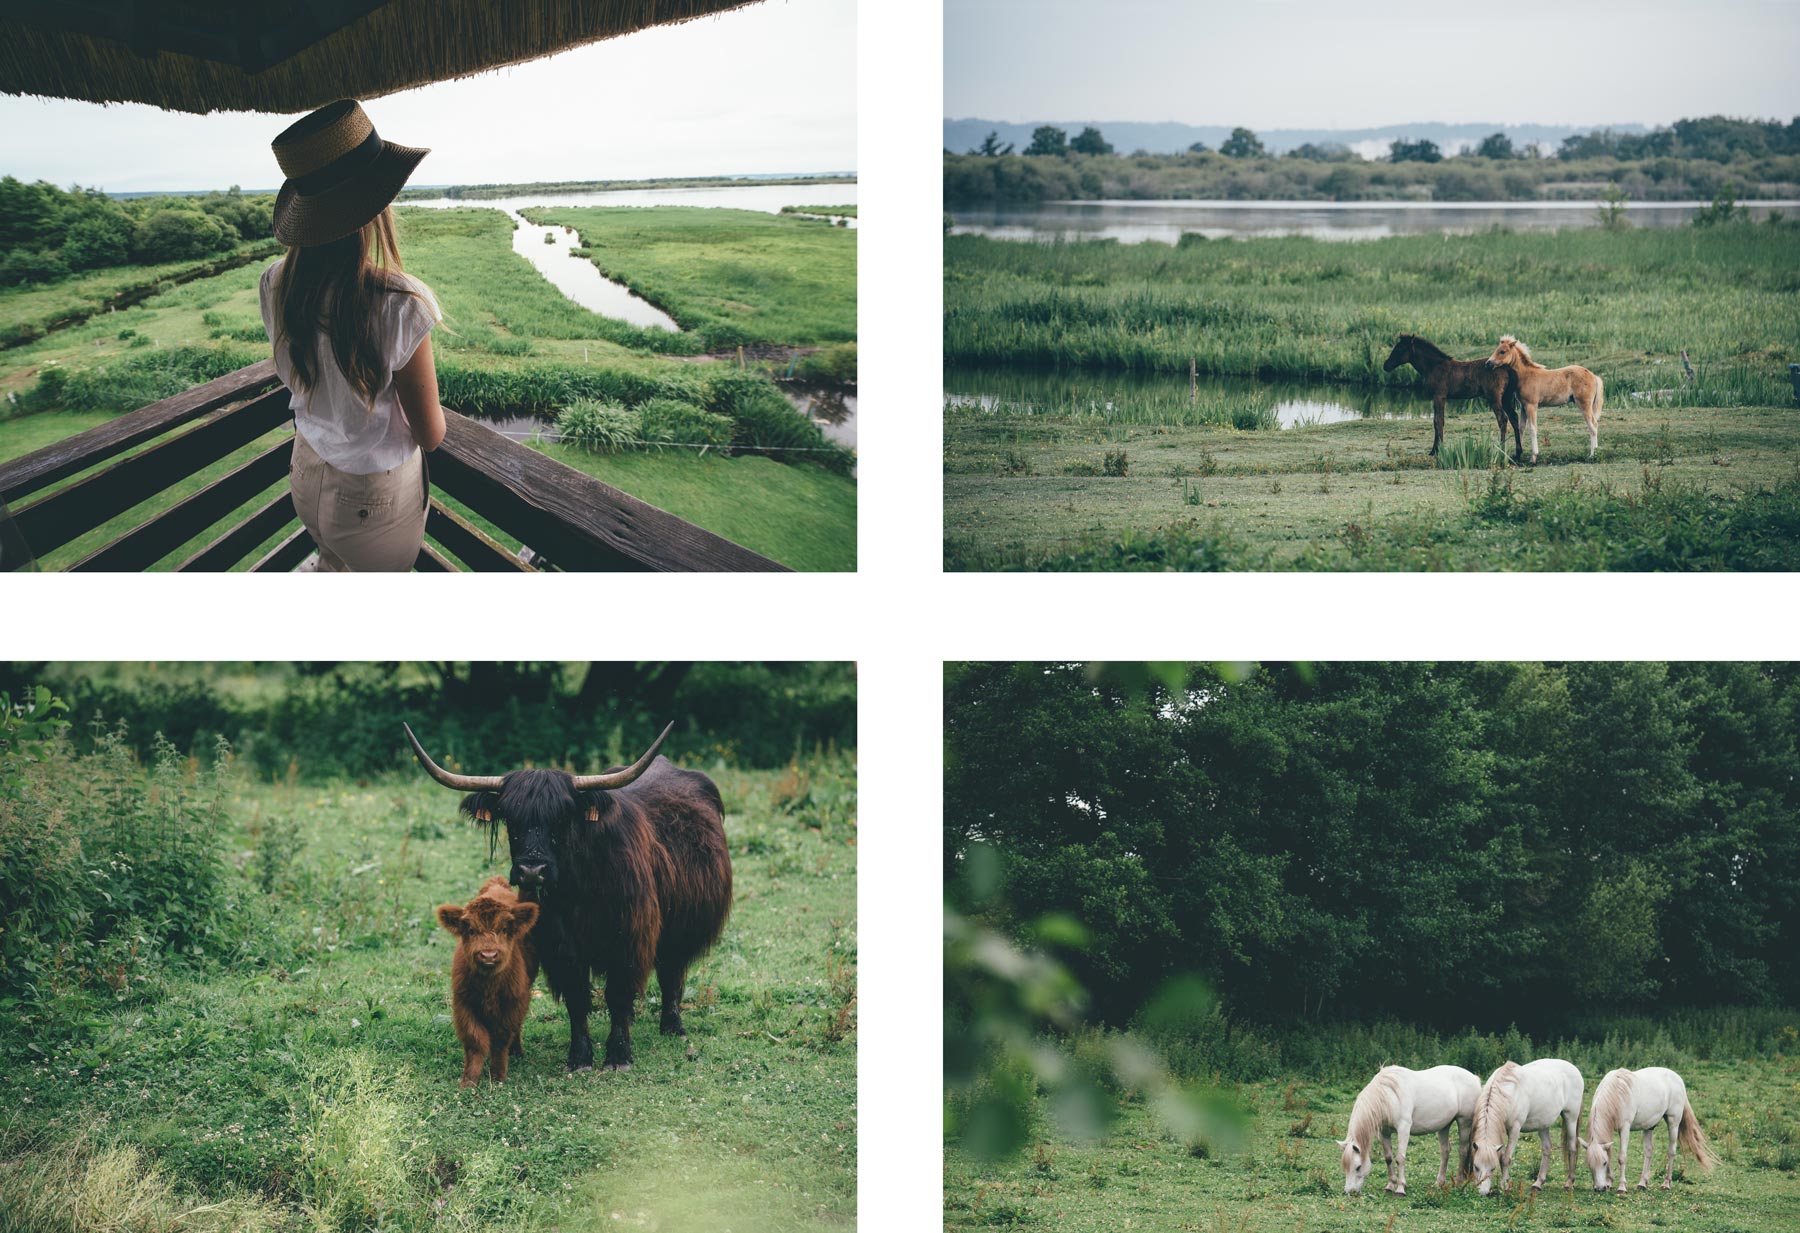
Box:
0;0;758;115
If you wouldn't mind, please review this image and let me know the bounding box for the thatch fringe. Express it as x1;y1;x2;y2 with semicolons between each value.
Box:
0;0;757;116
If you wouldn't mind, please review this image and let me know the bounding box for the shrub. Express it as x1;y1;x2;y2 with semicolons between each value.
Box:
556;398;644;452
704;368;854;472
795;341;857;384
131;208;228;262
0;247;69;285
639;397;735;448
59;344;264;413
61;214;134;270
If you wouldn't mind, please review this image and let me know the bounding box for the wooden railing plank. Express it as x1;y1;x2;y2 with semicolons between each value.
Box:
4;391;292;564
0;360;279;503
250;527;315;572
428;412;789;572
177;492;297;573
68;437;293;572
424;498;535;572
414;543;455;572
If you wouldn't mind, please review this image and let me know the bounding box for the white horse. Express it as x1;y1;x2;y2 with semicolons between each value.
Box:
1581;1067;1718;1193
1470;1059;1584;1195
1338;1064;1481;1195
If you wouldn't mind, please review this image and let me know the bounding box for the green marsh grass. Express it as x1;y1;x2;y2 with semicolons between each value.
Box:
525;206;856;349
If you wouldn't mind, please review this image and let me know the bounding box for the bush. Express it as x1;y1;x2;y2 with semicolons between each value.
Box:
60;213;133;269
59;344;263;413
704;369;854;473
0;247;69;285
795;341;857;384
131;208;230;262
556;398;643;452
639;396;735;448
0;694;234;1012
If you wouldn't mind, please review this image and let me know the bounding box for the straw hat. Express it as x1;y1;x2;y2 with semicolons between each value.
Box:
271;99;428;247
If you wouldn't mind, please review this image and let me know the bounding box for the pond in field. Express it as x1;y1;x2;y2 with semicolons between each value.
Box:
949;198;1800;243
408;182;858;329
945;363;1439;430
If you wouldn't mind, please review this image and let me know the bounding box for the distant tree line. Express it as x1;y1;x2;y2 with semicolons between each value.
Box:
945;662;1800;1028
0;178;274;287
948;114;1800;205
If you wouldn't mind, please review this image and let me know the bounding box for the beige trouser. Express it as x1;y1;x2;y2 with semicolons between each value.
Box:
288;431;428;573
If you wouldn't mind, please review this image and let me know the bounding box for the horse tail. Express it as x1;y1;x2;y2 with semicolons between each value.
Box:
1679;1099;1718;1171
1591;372;1604;423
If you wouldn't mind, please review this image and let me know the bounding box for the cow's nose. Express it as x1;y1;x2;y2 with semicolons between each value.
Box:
476;949;500;965
517;863;548;886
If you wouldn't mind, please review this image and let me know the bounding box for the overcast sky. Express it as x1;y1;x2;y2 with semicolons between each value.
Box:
946;0;1800;129
0;0;853;192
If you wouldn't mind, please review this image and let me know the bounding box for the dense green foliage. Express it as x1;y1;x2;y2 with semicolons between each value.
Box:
944;147;1800;205
2;662;856;776
946;662;1800;1024
525;206;857;349
0;686;856;1232
0;179;273;284
400;174;854;201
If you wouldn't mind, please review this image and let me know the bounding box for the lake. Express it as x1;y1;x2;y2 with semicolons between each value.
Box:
949;199;1799;243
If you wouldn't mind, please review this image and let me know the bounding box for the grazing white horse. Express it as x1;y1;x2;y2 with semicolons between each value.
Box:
1470;1059;1585;1195
1581;1067;1718;1193
1338;1064;1482;1195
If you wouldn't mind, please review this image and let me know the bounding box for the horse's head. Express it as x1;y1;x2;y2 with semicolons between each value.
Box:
1581;1136;1613;1191
1471;1137;1502;1195
1338;1137;1373;1194
1484;335;1522;370
1382;334;1415;372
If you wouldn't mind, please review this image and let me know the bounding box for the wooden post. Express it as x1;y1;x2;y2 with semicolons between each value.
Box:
1680;349;1695;384
1190;358;1198;405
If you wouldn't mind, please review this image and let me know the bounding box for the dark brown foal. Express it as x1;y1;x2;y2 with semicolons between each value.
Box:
1383;334;1522;461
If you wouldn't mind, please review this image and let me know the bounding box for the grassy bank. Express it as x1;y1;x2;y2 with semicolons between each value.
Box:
0;758;857;1232
945;402;1800;570
944;225;1800;387
946;1048;1800;1232
526;206;857;349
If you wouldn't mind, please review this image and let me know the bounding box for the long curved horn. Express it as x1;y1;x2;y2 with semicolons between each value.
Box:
403;723;505;791
572;722;673;790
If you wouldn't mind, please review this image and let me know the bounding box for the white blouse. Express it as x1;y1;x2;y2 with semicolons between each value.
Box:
258;261;439;475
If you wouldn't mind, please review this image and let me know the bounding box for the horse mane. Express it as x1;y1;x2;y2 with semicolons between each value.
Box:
1404;335;1453;364
1473;1062;1520;1148
1348;1068;1403;1153
1592;1069;1634;1141
1500;334;1538;364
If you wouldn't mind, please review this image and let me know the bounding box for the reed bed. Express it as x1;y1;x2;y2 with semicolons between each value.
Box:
945;225;1800;390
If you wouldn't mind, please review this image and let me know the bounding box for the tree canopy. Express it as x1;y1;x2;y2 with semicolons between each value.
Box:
1069;126;1114;156
1023;125;1068;157
1219;127;1265;158
945;662;1800;1028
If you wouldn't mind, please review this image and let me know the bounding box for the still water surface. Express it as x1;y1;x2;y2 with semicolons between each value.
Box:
951;198;1798;243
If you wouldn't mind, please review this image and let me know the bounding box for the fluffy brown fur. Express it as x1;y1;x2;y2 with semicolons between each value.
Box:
435;875;540;1087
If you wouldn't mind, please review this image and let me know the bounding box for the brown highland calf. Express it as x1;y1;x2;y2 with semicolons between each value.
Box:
436;875;540;1087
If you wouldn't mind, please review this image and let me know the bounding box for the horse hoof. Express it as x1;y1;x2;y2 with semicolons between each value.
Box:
1394;1186;1406;1196
1661;1181;1672;1190
603;1060;632;1072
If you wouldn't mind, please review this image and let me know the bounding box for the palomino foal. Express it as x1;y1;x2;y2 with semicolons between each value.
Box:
1581;1067;1717;1193
1339;1064;1481;1195
1470;1059;1585;1195
1483;335;1603;464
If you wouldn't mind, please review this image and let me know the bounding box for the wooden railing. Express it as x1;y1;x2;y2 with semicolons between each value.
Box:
0;361;788;572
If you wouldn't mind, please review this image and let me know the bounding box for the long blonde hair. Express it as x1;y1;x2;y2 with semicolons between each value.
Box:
274;207;424;405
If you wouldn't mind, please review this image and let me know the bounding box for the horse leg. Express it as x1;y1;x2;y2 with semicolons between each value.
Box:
1437;1126;1450;1186
1532;1128;1551;1190
1394;1120;1412;1195
1637;1125;1656;1189
1525;402;1540;464
1663;1113;1678;1188
1503;1125;1521;1190
1583;395;1599;460
1432;395;1445;456
1460;1114;1475;1180
1617;1127;1631;1193
1381;1129;1396;1191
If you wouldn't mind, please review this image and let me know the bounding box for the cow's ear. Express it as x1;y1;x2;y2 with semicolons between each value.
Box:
510;902;540;934
459;792;499;825
577;791;605;824
435;904;465;934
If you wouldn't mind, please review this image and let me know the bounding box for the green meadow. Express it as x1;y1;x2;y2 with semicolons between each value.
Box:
946;1048;1800;1233
525;206;857;349
0;749;857;1233
0;203;855;570
943;224;1800;570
